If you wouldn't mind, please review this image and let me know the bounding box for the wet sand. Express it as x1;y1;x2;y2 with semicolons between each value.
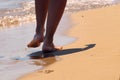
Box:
19;4;120;80
0;14;75;80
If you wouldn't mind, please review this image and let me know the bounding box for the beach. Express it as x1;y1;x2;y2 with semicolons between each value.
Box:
0;0;117;29
0;14;75;80
0;0;120;80
18;4;120;80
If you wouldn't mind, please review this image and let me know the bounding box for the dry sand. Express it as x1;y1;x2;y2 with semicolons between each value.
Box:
18;4;120;80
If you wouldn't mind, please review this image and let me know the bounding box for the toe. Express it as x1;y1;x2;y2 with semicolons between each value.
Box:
42;46;63;53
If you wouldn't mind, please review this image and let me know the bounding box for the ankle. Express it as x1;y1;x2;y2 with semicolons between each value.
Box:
36;27;44;35
33;34;44;42
44;38;53;45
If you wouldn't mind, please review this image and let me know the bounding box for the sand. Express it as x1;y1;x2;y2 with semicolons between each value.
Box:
0;14;75;80
18;4;120;80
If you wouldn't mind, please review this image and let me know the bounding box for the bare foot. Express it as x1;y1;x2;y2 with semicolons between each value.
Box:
42;42;62;53
27;34;44;48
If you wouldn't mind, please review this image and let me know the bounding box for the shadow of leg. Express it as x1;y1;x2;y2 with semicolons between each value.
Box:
28;44;96;58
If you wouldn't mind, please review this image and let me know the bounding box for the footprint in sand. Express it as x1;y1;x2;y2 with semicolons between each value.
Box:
38;70;54;74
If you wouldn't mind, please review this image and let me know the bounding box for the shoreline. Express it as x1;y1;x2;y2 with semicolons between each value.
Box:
18;4;120;80
0;13;75;80
0;0;118;29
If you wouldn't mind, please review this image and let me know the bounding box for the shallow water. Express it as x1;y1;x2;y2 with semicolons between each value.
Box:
0;0;120;28
0;14;76;80
0;0;120;80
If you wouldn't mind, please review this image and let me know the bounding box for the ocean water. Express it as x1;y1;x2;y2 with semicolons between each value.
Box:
0;0;120;80
0;0;119;28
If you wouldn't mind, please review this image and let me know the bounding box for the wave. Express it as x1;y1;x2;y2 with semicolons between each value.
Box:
0;1;35;29
0;0;116;29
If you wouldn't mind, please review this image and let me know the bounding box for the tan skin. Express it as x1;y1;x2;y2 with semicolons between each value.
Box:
27;0;67;52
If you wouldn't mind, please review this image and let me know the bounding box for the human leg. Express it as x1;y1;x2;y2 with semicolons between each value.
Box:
27;0;49;47
42;0;67;52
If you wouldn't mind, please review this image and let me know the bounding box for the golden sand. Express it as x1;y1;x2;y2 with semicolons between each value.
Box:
18;4;120;80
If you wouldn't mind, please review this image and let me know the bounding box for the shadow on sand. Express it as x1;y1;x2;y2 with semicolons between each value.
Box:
24;44;96;68
28;44;96;59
